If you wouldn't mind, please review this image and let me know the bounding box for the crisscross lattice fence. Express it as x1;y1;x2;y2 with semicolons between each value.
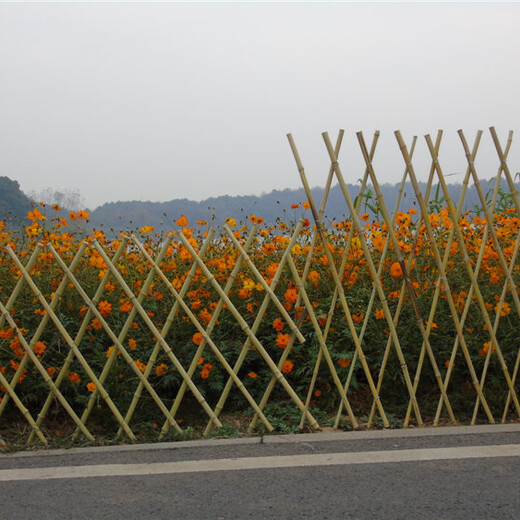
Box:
1;127;519;448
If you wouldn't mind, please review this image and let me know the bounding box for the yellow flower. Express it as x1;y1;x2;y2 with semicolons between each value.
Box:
225;217;237;228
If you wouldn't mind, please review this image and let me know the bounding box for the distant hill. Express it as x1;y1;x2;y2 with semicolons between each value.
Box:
0;175;514;235
88;178;505;234
0;176;33;226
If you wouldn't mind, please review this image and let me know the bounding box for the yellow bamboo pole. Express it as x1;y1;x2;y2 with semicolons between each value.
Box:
92;240;223;429
357;131;456;425
501;231;520;421
487;128;520;420
486;231;520;422
350;136;419;429
288;132;390;426
4;244;133;439
46;242;187;436
0;247;47;444
463;129;520;315
286;254;358;427
272;129;348;431
322;132;424;424
90;235;186;438
169;226;259;437
0;296;95;441
0;360;47;444
224;224;305;343
397;130;472;427
241;221;321;434
177;230;320;429
395;130;495;423
129;233;274;433
429;132;487;425
0;246;53;416
124;231;214;438
15;243;89;437
454;130;520;418
37;238;128;444
302;130;383;430
348;134;425;429
489;127;520;216
0;247;40;332
424;131;509;424
424;132;520;420
202;224;307;436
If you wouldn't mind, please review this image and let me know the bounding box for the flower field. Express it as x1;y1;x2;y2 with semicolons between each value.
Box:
0;179;519;449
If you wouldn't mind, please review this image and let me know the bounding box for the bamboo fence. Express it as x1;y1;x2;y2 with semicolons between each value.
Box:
0;127;519;447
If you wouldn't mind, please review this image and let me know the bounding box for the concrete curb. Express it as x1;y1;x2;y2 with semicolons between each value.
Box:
3;422;520;459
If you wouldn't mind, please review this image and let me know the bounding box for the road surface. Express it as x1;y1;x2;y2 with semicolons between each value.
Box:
1;424;519;519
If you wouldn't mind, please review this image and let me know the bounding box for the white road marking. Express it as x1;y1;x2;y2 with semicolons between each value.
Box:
1;444;519;482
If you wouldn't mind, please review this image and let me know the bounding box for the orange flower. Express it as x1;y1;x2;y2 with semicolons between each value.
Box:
98;300;112;317
479;341;496;357
155;363;167;376
33;341;47;356
338;357;351;368
291;203;299;209
495;301;511;317
284;287;298;304
0;329;13;339
27;208;46;221
46;366;56;378
176;215;189;227
128;338;137;350
276;333;291;349
200;363;213;379
248;372;258;378
314;389;322;397
375;308;385;319
134;359;147;373
120;301;133;313
238;288;252;299
192;332;204;345
302;202;311;209
272;318;285;332
106;345;119;358
352;312;365;324
390;261;403;278
281;360;294;374
308;270;321;287
360;213;370;221
91;318;103;330
87;382;96;392
68;372;81;383
372;235;385;252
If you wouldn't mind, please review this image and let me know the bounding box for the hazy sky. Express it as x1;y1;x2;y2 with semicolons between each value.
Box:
1;2;520;209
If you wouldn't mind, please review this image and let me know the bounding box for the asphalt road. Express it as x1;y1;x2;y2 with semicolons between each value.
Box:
1;424;519;519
